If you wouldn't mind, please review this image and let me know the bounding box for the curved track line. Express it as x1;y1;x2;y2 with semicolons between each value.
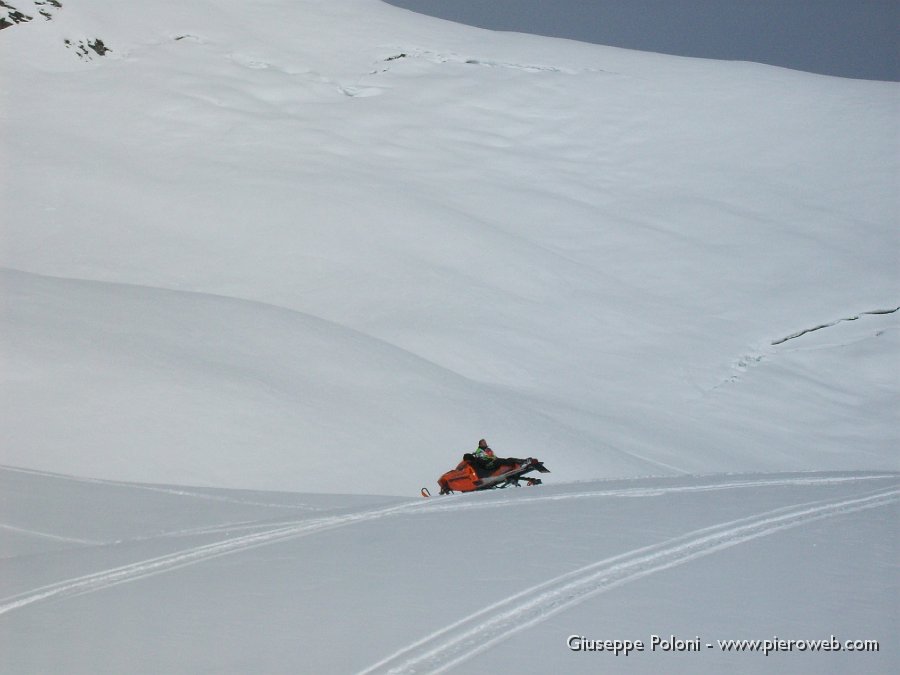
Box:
0;500;424;616
415;473;899;514
358;487;898;675
0;523;103;547
0;465;323;511
1;474;894;618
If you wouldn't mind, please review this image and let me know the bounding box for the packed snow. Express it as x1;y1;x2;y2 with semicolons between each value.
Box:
0;1;897;673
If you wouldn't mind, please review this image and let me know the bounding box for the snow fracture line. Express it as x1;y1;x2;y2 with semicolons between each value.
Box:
358;487;898;675
771;306;899;345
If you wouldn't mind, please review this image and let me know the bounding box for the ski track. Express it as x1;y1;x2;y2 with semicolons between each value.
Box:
0;473;895;619
415;473;900;513
358;486;899;675
0;500;426;617
0;464;323;511
0;523;104;547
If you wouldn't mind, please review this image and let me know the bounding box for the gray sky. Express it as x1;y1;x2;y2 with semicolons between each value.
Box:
384;0;899;81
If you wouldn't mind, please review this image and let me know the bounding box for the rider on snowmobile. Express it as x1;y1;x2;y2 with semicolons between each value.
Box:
473;439;495;462
465;439;529;472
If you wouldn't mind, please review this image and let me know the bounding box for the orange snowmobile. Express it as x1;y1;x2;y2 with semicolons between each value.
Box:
424;455;549;496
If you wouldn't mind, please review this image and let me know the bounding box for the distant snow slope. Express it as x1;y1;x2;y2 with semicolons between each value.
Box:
1;0;897;493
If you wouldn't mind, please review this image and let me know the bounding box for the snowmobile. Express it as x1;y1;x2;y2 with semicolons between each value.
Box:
423;455;550;496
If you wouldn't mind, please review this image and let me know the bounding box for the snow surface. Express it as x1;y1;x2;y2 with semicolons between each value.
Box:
0;1;898;672
1;468;897;673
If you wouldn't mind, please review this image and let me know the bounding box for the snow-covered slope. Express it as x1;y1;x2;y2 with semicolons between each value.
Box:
1;0;898;494
1;466;897;673
1;2;897;672
2;0;897;494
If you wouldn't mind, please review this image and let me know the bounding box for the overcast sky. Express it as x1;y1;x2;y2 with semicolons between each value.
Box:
384;0;899;81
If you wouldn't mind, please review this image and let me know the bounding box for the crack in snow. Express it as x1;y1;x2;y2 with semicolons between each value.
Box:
376;48;576;75
771;306;899;346
717;306;897;388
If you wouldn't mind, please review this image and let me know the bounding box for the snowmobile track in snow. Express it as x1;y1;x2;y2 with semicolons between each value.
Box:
415;473;899;513
0;474;895;619
358;486;898;675
0;500;427;616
